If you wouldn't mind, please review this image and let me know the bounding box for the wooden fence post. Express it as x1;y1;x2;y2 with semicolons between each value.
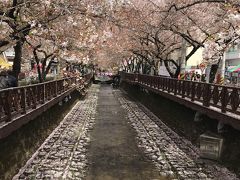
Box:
221;87;228;113
203;84;211;107
21;88;26;114
5;90;12;122
174;79;177;95
54;81;57;97
33;86;37;109
182;81;185;98
191;82;196;101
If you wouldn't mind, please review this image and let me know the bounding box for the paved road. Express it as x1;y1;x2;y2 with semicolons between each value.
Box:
13;84;238;180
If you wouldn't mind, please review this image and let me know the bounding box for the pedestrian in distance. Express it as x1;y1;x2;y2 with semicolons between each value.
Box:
196;73;201;82
0;70;9;89
201;74;206;82
112;73;120;88
7;70;17;87
191;72;196;81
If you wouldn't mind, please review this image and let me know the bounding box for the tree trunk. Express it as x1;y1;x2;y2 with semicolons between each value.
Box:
12;41;23;83
164;59;180;78
44;59;55;80
45;62;53;78
209;62;220;83
42;59;47;81
164;60;174;78
174;66;181;78
37;63;43;83
33;47;44;83
180;38;187;74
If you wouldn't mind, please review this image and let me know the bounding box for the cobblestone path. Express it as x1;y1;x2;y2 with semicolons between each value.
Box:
117;90;238;180
13;85;99;179
13;85;238;180
85;85;163;180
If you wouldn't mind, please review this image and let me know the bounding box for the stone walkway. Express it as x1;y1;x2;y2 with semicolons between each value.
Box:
117;91;238;180
13;85;99;179
13;84;238;180
85;85;163;180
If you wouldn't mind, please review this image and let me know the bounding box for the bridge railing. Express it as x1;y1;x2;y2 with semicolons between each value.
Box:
121;72;240;115
0;73;94;124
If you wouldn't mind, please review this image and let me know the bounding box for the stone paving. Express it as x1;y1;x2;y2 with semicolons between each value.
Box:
13;85;239;180
85;85;163;180
13;85;99;180
117;90;238;180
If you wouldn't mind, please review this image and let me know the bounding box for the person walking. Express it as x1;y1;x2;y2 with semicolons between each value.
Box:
112;73;120;88
7;70;17;87
0;70;9;89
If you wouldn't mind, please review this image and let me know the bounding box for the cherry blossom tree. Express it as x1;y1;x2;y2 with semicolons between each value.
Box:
0;0;239;82
0;0;73;80
110;0;240;79
0;0;111;81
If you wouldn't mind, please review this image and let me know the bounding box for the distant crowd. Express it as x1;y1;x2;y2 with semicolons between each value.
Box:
178;71;206;82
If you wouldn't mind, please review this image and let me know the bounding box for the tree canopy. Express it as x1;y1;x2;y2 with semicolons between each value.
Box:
0;0;239;79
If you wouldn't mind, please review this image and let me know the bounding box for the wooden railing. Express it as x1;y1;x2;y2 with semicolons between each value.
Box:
121;72;240;116
0;73;93;124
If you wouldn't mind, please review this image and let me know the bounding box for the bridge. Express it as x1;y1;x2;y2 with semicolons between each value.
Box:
121;72;240;130
0;72;240;180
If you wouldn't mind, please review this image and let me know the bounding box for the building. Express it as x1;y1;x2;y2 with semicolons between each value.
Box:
3;47;15;64
186;47;203;67
225;44;240;84
225;44;240;66
159;47;203;76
